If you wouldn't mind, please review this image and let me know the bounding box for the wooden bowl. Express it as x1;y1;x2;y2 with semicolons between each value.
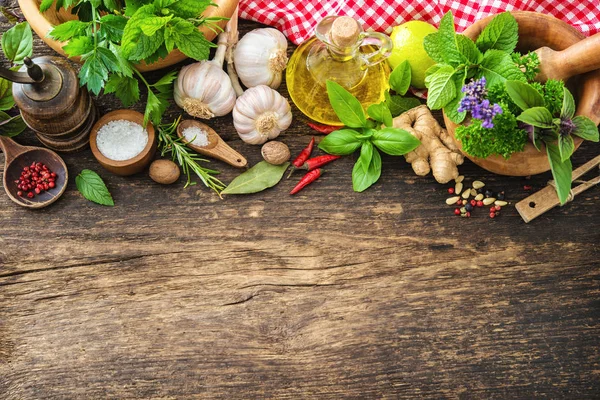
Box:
89;110;156;176
18;0;238;72
444;11;600;176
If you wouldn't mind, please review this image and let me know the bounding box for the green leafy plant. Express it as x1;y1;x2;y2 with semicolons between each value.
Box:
318;80;421;192
222;161;290;195
373;60;422;118
156;116;224;193
505;81;599;204
424;11;527;123
0;21;31;137
76;169;114;206
45;0;224;125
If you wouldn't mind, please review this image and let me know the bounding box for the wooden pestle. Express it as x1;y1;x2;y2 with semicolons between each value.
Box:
535;32;600;81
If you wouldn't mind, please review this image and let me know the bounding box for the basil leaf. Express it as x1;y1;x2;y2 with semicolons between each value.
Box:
385;92;421;117
0;112;26;137
389;60;411;95
561;86;576;119
318;129;362;155
546;142;572;205
572;115;599;142
425;65;456;110
367;102;393;127
360;141;374;173
475;12;518;53
1;22;33;64
49;20;90;41
105;74;140;107
517;107;554;129
326;80;367;128
480;50;525;86
352;146;381;192
0;78;14;111
222;161;289;195
76;169;114;206
372;127;421;155
558;134;575;162
505;80;545;111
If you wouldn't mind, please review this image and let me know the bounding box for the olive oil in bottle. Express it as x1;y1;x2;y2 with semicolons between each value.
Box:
286;16;392;126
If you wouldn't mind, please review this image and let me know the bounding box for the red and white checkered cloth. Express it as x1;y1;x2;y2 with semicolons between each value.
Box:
239;0;600;45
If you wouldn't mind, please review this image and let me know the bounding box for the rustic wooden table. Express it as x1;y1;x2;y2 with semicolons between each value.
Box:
1;2;599;398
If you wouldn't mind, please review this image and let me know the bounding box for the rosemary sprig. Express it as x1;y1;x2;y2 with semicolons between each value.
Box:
156;116;225;195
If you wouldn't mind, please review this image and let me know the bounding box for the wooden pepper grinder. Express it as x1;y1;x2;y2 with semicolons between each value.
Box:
0;56;97;153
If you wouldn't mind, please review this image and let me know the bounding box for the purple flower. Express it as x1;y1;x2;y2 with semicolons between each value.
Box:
458;78;502;129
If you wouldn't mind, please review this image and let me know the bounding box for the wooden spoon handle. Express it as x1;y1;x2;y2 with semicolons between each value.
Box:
208;138;248;168
536;32;600;81
0;135;29;165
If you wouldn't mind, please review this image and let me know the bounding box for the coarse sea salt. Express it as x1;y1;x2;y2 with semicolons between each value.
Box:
96;119;148;161
183;126;209;147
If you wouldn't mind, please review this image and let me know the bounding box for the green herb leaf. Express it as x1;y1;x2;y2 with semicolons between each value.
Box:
0;78;14;111
352;146;381;192
144;89;170;126
79;52;108;96
360;141;374;173
456;34;482;64
389;60;411;95
372;127;421;156
108;43;134;77
1;22;33;64
572;115;600;142
318;129;362;155
100;14;128;42
561;86;576;119
96;47;121;74
168;0;212;19
475;12;518;53
221;161;289;195
480;50;525;86
39;0;54;13
103;0;119;11
49;20;90;41
326;80;367;128
76;169;114;206
385;92;421;117
546;142;572;205
63;36;93;57
367;103;393;127
174;29;212;61
152;70;178;88
425;65;456;110
104;74;140;107
443;67;467;124
505;80;545;111
423;33;445;64
139;15;173;36
0;112;26;137
435;12;464;66
558;133;575;162
517;107;554;129
125;0;146;16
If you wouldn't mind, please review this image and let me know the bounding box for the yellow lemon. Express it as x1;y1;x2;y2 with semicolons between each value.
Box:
388;21;438;89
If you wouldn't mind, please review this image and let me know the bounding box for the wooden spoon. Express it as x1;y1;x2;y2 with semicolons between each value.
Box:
0;136;68;208
535;32;600;81
176;120;247;168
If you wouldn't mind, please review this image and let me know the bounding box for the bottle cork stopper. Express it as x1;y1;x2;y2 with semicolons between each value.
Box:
330;16;360;48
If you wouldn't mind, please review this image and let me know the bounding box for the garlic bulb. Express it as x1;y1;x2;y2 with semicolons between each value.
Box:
233;28;288;89
233;85;292;145
174;61;236;119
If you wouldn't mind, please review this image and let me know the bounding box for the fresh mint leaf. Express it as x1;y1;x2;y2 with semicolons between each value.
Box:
360;141;374;173
389;60;411;95
367;102;393;127
561;86;575;119
352;146;381;192
436;12;464;66
456;34;482;64
326;80;367;128
480;49;524;86
372;127;420;155
558;134;575;162
475;12;518;53
174;29;212;61
505;80;545;111
517;107;554;129
100;14;127;42
546;142;572;205
443;67;467;124
1;22;33;64
0;78;14;111
385;92;421;117
318;129;362;155
423;33;445;64
79;53;108;95
127;29;165;61
76;169;114;206
572;116;600;142
426;65;456;110
0;112;26;137
49;20;90;41
121;5;159;59
63;36;93;57
140;16;173;36
104;74;140;107
168;0;212;19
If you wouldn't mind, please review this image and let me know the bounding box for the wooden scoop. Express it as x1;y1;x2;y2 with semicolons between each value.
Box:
535;32;600;81
0;135;68;208
176;120;247;168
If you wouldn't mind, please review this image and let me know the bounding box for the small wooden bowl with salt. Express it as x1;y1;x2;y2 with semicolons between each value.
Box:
177;120;247;168
90;110;157;176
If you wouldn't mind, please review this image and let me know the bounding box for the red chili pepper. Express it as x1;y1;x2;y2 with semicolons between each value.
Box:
288;137;315;178
290;169;322;195
301;154;341;171
307;122;339;134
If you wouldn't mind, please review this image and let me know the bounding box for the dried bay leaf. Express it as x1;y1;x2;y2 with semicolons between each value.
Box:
222;161;289;195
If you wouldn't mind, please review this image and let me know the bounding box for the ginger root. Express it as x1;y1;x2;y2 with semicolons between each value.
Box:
393;105;464;184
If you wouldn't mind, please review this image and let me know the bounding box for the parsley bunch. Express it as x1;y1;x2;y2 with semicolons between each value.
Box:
43;0;221;125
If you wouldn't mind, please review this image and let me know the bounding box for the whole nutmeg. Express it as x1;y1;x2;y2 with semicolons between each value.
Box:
149;159;180;184
261;141;290;165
